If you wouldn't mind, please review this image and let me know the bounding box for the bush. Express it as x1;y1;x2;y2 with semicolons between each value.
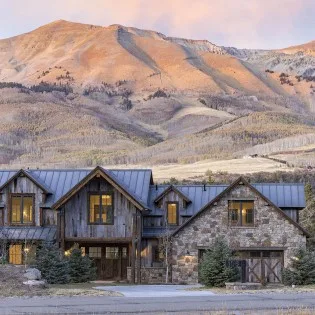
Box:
282;248;315;285
35;243;69;284
68;247;97;283
199;238;239;287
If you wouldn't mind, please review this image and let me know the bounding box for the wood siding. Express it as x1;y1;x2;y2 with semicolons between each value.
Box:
144;190;189;228
62;178;138;239
0;175;56;226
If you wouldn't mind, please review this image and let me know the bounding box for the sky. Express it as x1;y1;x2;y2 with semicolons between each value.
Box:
0;0;315;49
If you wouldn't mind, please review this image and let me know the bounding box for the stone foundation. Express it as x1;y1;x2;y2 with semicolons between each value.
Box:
127;267;170;284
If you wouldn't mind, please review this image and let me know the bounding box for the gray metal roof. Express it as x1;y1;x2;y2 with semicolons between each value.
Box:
147;185;228;216
253;183;305;208
0;171;16;187
0;168;152;208
0;168;305;211
0;226;56;241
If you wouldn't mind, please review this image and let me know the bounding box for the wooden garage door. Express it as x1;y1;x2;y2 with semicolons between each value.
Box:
247;251;283;284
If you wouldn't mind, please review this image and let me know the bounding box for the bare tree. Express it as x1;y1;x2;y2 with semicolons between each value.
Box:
158;218;173;284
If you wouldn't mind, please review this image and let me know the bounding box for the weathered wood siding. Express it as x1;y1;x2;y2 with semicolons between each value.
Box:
143;190;189;228
0;176;56;226
62;178;138;239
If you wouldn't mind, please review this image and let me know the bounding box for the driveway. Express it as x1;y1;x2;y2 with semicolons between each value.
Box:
94;284;215;297
1;293;315;314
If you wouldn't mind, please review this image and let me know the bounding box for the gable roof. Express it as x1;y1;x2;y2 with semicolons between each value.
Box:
0;167;152;209
172;177;309;237
0;169;53;194
51;166;151;210
153;185;192;204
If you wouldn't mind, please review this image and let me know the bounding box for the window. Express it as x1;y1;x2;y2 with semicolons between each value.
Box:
89;247;102;258
11;194;34;224
9;244;22;264
105;247;119;259
228;201;254;227
89;193;113;224
152;245;163;263
167;202;178;225
81;247;86;256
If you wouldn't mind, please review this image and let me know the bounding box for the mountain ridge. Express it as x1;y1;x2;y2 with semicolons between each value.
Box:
0;20;315;175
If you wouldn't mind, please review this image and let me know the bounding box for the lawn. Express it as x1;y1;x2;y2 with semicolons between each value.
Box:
0;265;122;297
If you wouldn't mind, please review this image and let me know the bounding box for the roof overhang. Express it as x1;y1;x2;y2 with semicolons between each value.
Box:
0;169;52;194
154;185;191;204
52;166;146;211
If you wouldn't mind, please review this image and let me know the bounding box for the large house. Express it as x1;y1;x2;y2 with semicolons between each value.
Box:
0;166;308;284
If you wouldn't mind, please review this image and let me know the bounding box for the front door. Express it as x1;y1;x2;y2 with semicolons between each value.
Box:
103;246;129;280
88;245;129;280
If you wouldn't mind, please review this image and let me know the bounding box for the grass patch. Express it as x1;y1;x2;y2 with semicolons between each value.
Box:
187;284;315;294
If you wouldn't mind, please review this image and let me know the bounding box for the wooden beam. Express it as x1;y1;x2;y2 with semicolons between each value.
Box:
136;212;142;284
130;214;137;284
60;209;65;252
65;237;132;243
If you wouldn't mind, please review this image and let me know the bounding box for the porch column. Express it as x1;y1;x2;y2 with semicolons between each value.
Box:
130;214;137;284
136;213;142;284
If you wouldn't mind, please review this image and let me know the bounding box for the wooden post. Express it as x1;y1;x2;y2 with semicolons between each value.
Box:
60;209;65;252
130;214;137;284
136;213;142;284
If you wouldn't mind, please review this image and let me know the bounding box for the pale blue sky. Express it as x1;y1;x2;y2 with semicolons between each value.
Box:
0;0;314;49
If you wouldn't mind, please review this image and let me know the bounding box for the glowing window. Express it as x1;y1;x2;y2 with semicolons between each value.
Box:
167;203;178;225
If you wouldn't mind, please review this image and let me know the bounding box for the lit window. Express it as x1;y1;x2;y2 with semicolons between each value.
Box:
89;247;102;258
167;203;178;225
81;247;86;256
9;244;22;264
89;193;113;224
11;195;33;224
229;201;254;227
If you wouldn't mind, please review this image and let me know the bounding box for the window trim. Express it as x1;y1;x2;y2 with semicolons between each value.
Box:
87;192;114;225
166;201;179;226
9;193;35;226
228;200;255;227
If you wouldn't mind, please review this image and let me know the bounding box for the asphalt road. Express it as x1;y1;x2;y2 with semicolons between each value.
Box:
1;293;315;314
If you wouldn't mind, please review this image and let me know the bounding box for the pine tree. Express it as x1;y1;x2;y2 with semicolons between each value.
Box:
282;248;315;285
199;238;239;287
35;242;70;284
68;248;97;283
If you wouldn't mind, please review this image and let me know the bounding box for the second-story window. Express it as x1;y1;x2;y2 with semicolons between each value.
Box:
89;193;113;224
11;194;34;224
228;200;254;227
167;202;178;225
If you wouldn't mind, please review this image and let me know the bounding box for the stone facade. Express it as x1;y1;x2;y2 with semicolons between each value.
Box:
127;267;169;284
171;182;307;284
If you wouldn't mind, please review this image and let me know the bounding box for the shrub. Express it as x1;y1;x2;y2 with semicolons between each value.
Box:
199;238;239;287
282;248;315;285
35;243;69;284
68;247;97;283
147;89;168;100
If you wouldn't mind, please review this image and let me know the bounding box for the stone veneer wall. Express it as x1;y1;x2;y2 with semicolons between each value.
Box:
171;184;307;284
127;267;169;284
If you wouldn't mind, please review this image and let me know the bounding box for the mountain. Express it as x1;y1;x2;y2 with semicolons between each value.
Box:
0;20;315;179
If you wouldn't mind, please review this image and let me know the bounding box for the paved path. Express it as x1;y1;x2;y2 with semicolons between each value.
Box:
94;284;215;297
1;292;315;314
